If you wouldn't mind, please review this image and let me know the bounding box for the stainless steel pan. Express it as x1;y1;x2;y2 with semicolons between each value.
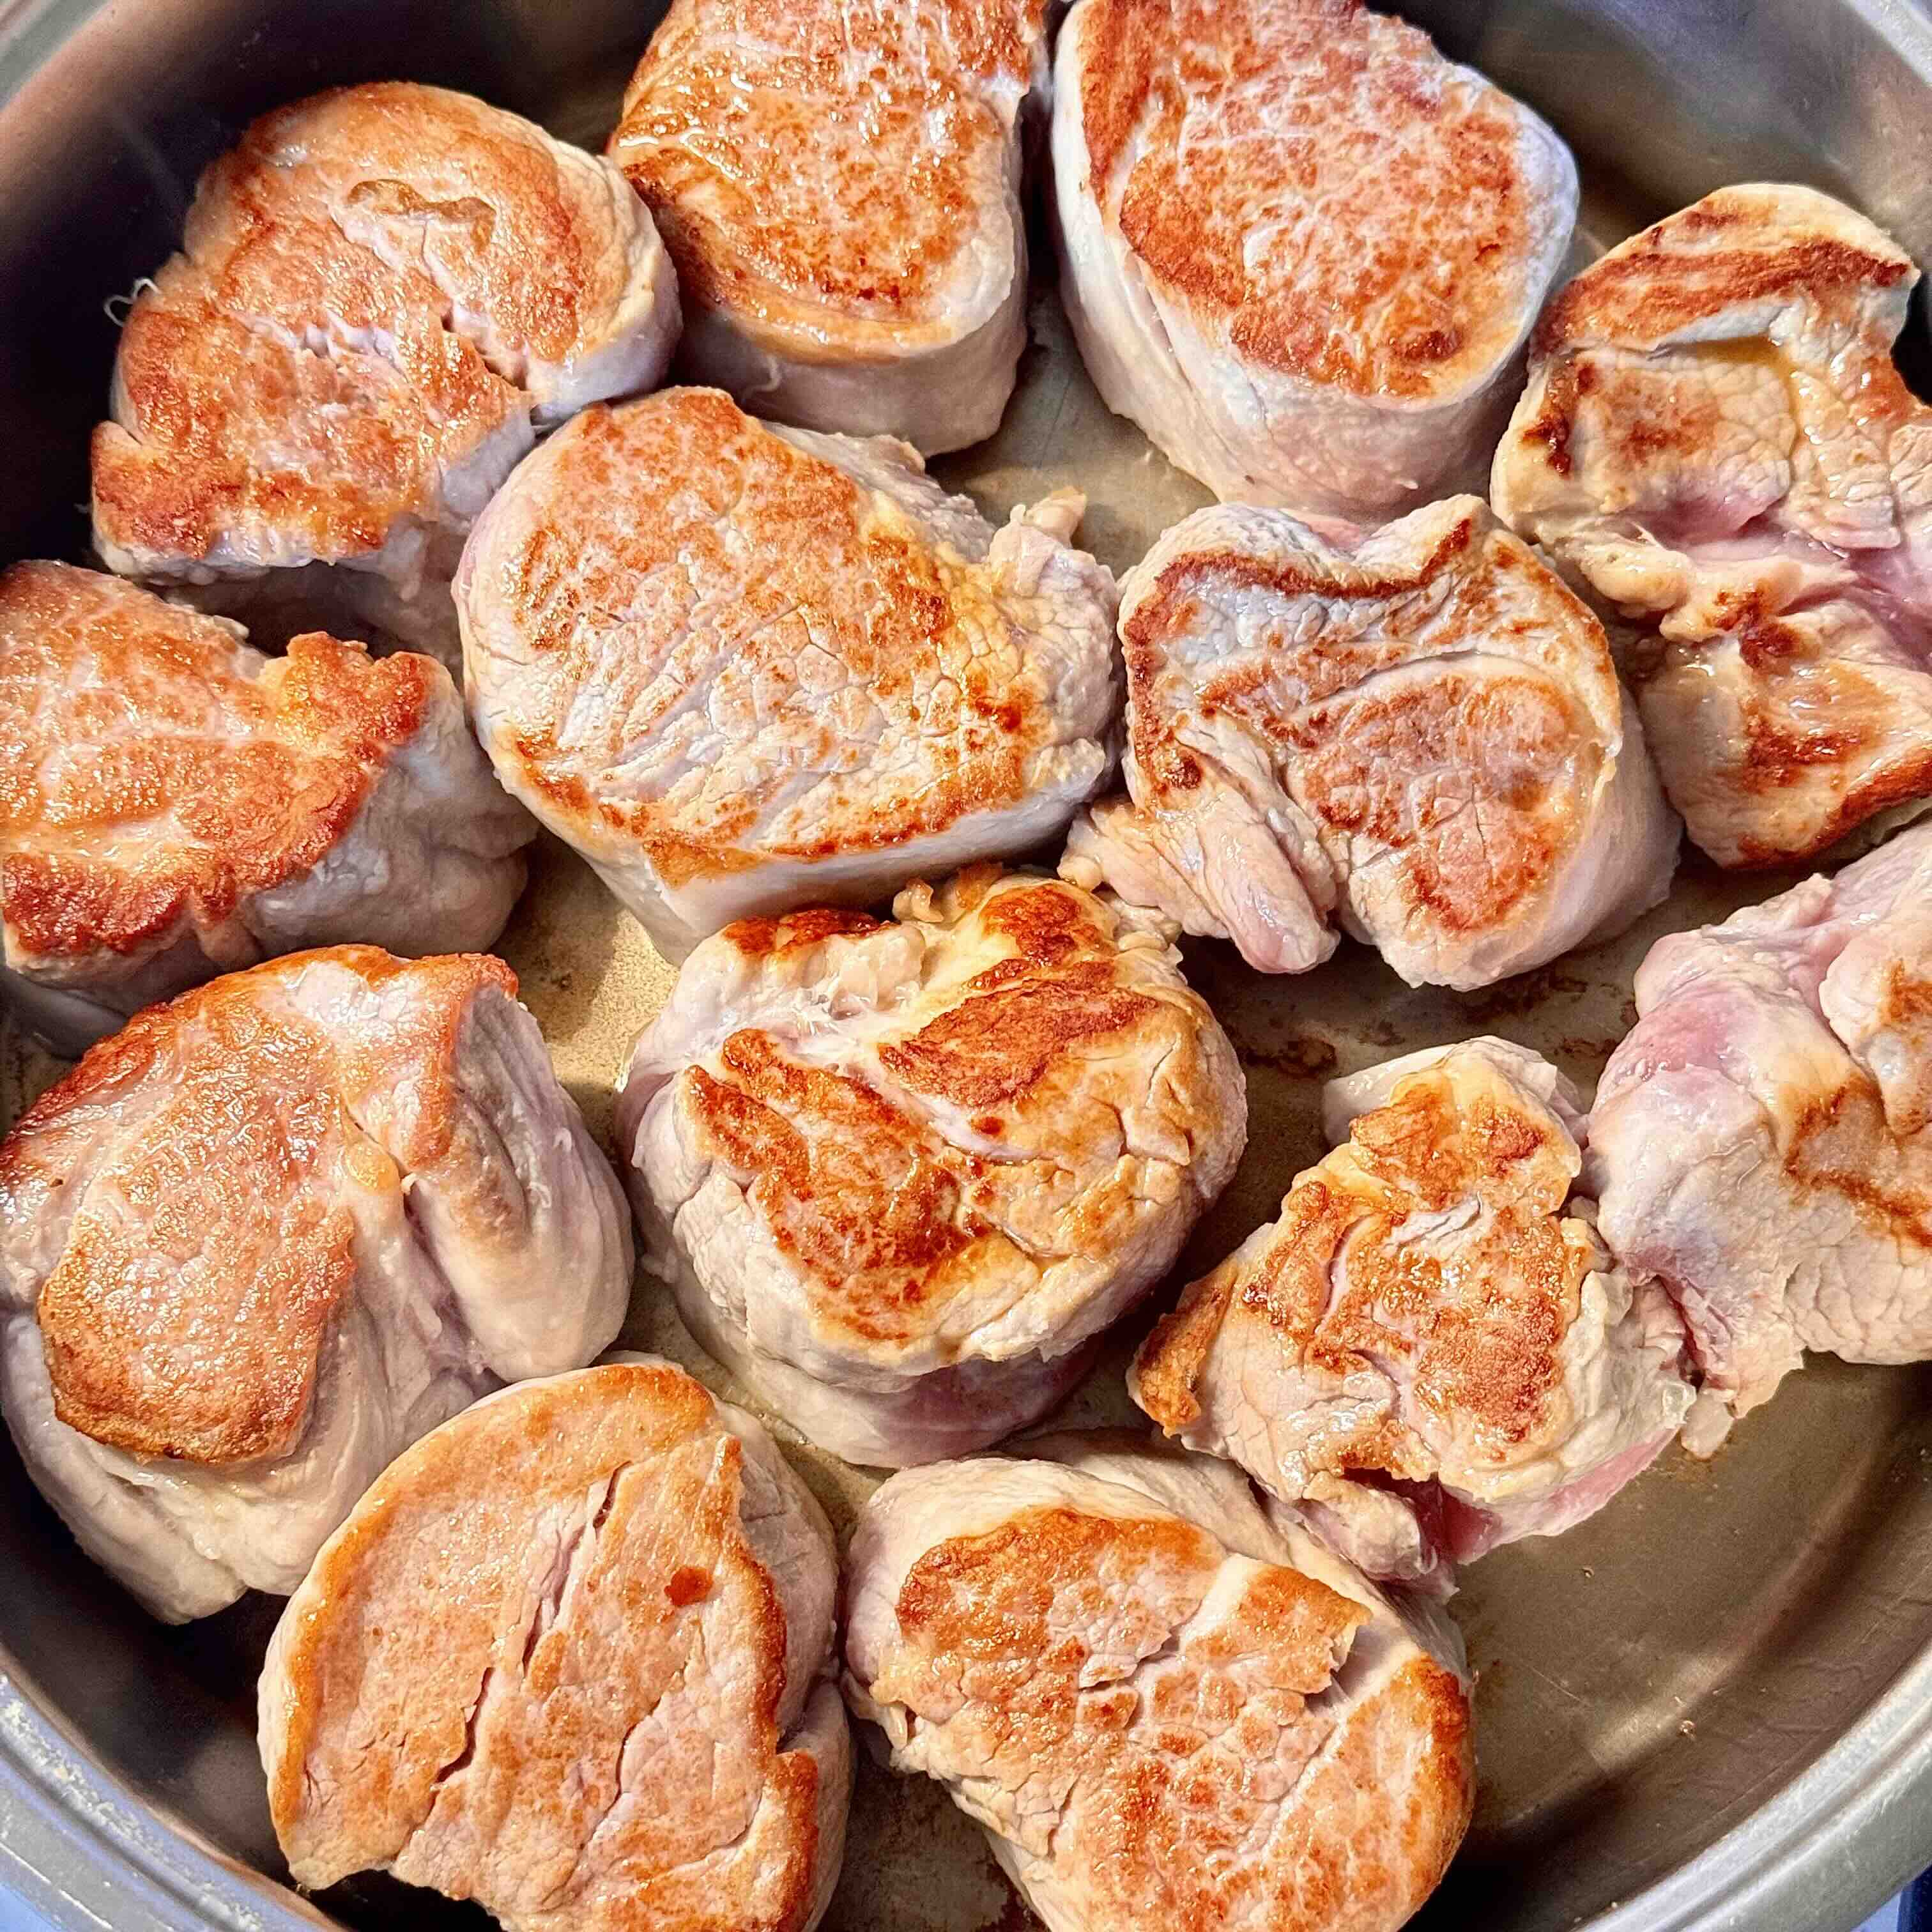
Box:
4;2;1932;1927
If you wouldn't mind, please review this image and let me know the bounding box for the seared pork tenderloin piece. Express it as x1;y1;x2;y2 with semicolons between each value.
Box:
260;1358;849;1932
844;1430;1473;1932
1493;185;1932;866
1051;0;1577;520
1061;497;1678;988
92;82;680;666
0;947;631;1621
1132;1039;1694;1589
0;562;532;1053
459;388;1119;961
610;0;1045;454
615;870;1245;1466
1591;820;1932;1452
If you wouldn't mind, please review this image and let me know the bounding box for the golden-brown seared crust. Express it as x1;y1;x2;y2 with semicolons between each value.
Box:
1322;1651;1475;1918
612;0;1043;332
1078;0;1543;398
1137;1055;1590;1471
267;1362;827;1931
1122;509;1613;935
1728;710;1931;868
679;874;1233;1353
91;284;511;572
1305;667;1581;930
0;563;436;963
893;1503;1360;1678
94;82;641;569
717;907;887;957
1781;1080;1932;1246
1537;619;1901;847
1516;188;1916;492
1501;186;1931;869
877;1500;1471;1932
1880;961;1932;1029
877;962;1158;1107
3;946;514;1464
1124;513;1477;661
1533;186;1913;359
479;392;1059;871
1129;1268;1236;1433
686;1035;999;1346
1517;187;1917;529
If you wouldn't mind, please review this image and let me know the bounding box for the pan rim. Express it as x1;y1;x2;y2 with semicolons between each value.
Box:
4;1637;1932;1931
4;0;1932;1927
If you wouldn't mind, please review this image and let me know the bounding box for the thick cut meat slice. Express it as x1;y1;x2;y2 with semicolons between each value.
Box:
1132;1040;1692;1588
1492;185;1932;866
459;388;1119;960
0;948;631;1621
1051;0;1576;520
844;1431;1473;1932
1061;498;1677;988
260;1358;849;1932
1591;821;1932;1452
0;562;532;1053
610;0;1045;454
616;870;1245;1465
92;82;679;665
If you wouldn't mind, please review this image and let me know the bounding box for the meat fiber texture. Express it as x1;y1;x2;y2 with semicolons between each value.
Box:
611;0;1046;454
1494;183;1932;867
91;82;680;666
615;869;1246;1467
844;1430;1473;1932
459;387;1120;961
0;562;532;1053
259;1359;850;1932
1062;496;1678;990
1591;819;1932;1453
1052;0;1577;521
1131;1039;1692;1590
0;948;632;1621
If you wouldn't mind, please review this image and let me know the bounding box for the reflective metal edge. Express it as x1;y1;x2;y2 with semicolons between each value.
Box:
0;1675;320;1931
1;0;1931;1926
1597;1650;1932;1932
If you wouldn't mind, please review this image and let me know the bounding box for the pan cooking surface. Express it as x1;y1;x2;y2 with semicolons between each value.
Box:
3;6;1932;1928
